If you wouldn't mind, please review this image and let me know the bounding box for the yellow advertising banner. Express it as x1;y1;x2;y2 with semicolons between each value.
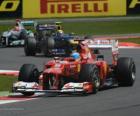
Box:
23;0;126;18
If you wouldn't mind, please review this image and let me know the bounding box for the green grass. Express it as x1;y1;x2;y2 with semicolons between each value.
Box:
0;76;17;92
1;20;140;35
63;20;140;35
0;26;11;33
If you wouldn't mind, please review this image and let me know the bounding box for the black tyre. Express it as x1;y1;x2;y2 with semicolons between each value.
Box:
21;92;35;96
79;64;100;94
117;57;136;86
65;49;72;56
18;64;40;96
42;37;55;56
20;31;28;40
47;37;55;49
24;37;36;56
64;41;72;56
18;64;39;83
0;36;3;46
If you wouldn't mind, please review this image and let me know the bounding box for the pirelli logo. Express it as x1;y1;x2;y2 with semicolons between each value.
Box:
40;0;108;14
0;0;20;12
23;0;126;18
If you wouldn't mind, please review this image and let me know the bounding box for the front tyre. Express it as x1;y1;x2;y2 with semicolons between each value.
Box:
79;64;100;94
18;64;40;96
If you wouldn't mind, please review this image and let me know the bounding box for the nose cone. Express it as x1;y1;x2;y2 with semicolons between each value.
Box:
43;68;62;74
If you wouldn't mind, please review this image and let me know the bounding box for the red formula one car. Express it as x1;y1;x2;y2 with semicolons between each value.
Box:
12;39;136;96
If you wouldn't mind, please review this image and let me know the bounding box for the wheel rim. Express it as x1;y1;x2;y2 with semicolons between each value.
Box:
132;72;135;80
131;63;136;80
91;70;100;88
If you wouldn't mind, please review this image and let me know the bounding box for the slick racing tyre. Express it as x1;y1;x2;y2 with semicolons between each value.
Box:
79;64;100;94
42;37;55;56
47;37;55;49
116;57;136;86
24;37;36;56
20;31;28;40
18;64;40;96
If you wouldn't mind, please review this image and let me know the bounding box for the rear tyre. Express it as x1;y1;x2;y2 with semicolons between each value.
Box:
47;37;55;49
0;36;3;46
79;64;100;94
116;57;136;86
18;64;40;96
42;37;55;56
64;49;72;57
20;31;28;40
24;37;36;56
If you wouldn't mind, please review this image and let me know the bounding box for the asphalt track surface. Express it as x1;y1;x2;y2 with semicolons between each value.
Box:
0;47;140;116
0;47;51;71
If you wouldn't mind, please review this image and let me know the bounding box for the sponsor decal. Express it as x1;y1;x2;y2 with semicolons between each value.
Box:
129;0;140;8
40;0;108;14
0;0;20;12
0;0;22;18
23;0;126;18
127;0;140;14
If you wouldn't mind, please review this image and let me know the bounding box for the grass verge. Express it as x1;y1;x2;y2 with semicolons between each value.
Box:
119;38;140;44
1;20;140;35
0;76;17;92
0;20;140;44
63;20;140;35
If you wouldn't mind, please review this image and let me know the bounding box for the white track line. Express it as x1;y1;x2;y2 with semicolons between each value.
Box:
0;98;36;105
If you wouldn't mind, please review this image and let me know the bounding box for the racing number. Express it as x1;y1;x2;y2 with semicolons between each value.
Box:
0;0;20;12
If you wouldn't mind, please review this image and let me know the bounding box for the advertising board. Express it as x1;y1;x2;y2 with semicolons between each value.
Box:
23;0;126;18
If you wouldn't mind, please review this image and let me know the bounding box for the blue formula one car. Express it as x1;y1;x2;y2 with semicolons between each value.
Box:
0;20;36;47
24;23;77;56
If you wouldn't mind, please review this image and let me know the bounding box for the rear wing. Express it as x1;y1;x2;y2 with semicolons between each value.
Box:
85;39;119;65
86;39;119;53
37;24;57;31
55;21;62;25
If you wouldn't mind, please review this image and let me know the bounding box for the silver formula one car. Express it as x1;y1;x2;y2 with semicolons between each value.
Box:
0;20;36;47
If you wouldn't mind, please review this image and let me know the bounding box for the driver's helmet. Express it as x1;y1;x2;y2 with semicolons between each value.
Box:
16;19;21;23
13;26;20;31
57;29;64;36
71;52;80;60
15;19;21;26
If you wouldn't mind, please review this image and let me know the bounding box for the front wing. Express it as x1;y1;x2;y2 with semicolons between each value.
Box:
13;82;93;94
